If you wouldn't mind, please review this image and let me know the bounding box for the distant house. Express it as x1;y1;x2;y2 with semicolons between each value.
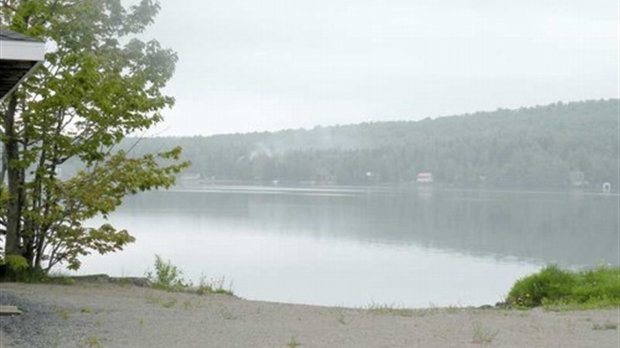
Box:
416;172;433;183
602;182;611;194
0;28;46;102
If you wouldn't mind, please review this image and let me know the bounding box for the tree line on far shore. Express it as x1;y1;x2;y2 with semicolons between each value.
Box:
65;99;619;191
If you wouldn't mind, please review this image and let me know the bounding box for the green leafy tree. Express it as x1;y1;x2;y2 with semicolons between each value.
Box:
0;0;189;272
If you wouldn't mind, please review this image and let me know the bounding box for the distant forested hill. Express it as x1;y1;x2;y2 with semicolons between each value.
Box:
67;99;620;190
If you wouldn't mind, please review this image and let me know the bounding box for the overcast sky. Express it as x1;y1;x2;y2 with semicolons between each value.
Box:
139;0;618;136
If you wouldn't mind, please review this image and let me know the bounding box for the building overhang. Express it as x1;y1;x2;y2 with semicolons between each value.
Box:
0;29;46;103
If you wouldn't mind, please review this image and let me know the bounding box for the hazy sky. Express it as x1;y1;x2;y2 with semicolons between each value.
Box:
140;0;617;136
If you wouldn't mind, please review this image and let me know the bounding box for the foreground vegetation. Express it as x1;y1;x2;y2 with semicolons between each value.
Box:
0;254;234;297
1;0;188;276
145;254;233;295
5;255;619;311
506;265;620;310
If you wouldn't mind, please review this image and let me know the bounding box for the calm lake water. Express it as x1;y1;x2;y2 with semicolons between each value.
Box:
76;186;619;308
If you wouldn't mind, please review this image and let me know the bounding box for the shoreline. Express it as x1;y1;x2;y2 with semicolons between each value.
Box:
1;282;618;348
62;273;511;310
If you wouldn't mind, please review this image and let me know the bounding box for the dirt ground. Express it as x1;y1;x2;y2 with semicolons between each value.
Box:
0;282;618;348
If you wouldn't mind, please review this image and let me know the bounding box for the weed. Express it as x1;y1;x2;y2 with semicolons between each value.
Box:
162;297;177;308
327;307;349;324
145;291;178;308
86;336;104;348
194;275;234;296
286;335;300;348
366;302;415;317
592;321;618;331
471;322;498;344
146;255;188;291
48;276;75;285
144;255;235;296
117;278;130;287
80;307;92;314
218;307;239;320
182;300;194;310
57;309;70;320
144;291;162;304
335;311;347;325
445;303;463;314
44;269;76;285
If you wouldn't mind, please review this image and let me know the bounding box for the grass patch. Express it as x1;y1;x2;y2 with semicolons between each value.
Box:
57;309;70;320
194;275;234;295
182;300;193;310
162;297;178;308
144;291;178;308
322;306;351;324
365;302;416;317
86;335;104;348
331;307;349;325
592;321;618;331
286;335;301;348
506;264;620;309
218;306;239;320
145;255;234;296
471;322;498;344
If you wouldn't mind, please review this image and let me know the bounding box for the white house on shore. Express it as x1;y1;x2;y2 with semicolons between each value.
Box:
416;172;433;184
0;28;46;102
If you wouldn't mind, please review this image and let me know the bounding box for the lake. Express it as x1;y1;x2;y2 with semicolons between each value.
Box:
75;186;619;308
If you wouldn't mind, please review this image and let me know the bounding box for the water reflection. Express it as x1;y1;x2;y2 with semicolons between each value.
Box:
77;187;618;307
120;187;619;267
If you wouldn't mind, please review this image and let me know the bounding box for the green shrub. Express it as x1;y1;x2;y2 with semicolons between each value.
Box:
570;267;620;306
195;275;234;296
146;255;188;291
5;255;29;271
507;265;620;309
0;255;49;282
145;254;234;295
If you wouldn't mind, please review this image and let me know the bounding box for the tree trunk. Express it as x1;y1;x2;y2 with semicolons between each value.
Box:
3;94;23;257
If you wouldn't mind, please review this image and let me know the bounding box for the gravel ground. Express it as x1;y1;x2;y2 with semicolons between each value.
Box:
1;282;619;348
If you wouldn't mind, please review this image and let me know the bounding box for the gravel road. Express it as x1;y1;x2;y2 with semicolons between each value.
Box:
1;282;618;348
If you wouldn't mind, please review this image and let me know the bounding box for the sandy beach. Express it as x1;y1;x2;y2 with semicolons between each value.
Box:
0;282;618;348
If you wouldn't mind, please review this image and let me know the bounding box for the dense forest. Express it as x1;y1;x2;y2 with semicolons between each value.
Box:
64;99;619;191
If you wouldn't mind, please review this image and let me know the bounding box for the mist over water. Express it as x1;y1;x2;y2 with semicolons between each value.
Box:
76;186;619;308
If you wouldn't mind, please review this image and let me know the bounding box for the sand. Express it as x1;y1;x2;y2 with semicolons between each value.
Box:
0;282;618;348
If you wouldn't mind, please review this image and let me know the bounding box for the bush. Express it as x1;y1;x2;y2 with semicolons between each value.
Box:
146;255;188;291
571;267;620;306
0;255;47;282
507;265;620;309
144;254;234;295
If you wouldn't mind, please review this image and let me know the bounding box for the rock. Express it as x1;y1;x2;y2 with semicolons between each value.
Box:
70;274;110;283
495;301;511;309
109;277;152;287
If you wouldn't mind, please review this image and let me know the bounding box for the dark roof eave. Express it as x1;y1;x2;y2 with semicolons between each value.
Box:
0;28;45;102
